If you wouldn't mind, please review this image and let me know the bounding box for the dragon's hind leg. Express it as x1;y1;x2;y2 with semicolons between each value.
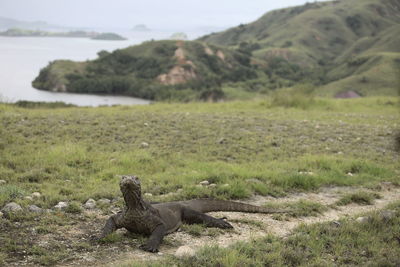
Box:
182;208;233;229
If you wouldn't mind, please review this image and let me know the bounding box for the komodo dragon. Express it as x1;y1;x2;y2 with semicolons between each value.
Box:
98;175;289;252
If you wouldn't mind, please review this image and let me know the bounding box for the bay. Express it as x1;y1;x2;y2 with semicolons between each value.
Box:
0;30;204;106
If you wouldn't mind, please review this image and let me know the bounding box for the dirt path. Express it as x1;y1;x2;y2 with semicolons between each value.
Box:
88;184;400;267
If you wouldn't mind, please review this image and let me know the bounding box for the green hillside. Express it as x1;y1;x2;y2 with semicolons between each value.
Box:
32;40;258;101
201;0;400;96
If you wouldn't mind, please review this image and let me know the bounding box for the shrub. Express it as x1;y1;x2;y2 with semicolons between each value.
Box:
269;84;318;109
64;201;82;214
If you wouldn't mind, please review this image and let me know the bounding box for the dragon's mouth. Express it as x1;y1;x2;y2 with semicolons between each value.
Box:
120;175;141;188
120;175;142;203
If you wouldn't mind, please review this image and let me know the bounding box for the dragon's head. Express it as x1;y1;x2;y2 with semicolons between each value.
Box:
120;175;142;205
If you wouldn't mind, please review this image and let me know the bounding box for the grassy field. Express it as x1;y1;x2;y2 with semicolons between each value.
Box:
0;96;399;265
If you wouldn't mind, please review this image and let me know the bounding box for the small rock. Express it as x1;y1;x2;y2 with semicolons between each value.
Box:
28;205;43;213
0;211;3;218
381;182;393;187
157;252;163;256
199;180;210;186
144;123;149;126
217;138;226;144
31;192;41;199
82;255;96;262
177;188;183;193
1;202;23;213
54;202;68;210
24;196;33;201
0;180;6;185
144;193;153;197
222;184;230;187
337;151;343;155
356;216;370;223
360;250;367;256
338;137;343;141
140;142;149;148
84;199;96;209
209;183;217;188
380;210;396;221
97;198;111;205
175;246;195;258
347;172;354;177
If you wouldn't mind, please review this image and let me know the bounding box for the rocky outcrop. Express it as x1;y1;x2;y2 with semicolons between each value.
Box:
157;43;198;85
157;65;197;85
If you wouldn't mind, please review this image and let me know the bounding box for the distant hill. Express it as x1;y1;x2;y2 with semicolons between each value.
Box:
90;32;127;41
32;40;258;101
200;0;400;96
0;17;65;31
132;24;151;31
0;28;126;40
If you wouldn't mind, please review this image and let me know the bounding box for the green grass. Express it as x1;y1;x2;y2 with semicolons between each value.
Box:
64;201;83;214
99;232;124;244
336;191;382;206
0;97;398;208
0;97;399;265
266;200;329;220
180;224;227;237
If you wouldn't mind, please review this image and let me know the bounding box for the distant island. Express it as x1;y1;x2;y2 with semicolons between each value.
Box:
91;32;127;41
0;16;65;31
0;28;127;40
170;32;188;40
132;24;151;31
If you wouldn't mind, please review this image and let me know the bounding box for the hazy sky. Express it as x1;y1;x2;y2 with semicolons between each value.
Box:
0;0;325;30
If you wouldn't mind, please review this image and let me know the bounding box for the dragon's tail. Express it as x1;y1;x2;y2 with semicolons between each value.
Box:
183;199;290;214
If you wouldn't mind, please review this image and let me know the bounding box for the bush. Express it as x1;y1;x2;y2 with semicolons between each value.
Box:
269;84;317;109
64;201;82;214
14;101;75;108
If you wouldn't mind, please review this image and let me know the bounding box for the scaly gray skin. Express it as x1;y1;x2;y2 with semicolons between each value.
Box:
99;175;289;253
